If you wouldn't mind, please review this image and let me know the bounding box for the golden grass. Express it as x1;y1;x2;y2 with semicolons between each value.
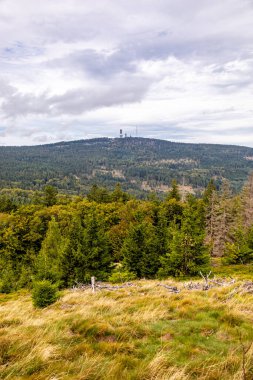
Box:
1;272;253;379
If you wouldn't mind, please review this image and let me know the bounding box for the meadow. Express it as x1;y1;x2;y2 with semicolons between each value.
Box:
0;265;253;380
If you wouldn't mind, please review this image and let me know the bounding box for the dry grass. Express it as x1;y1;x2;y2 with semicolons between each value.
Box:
0;270;253;379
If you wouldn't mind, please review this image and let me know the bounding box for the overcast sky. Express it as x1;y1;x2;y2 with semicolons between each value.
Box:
0;0;252;146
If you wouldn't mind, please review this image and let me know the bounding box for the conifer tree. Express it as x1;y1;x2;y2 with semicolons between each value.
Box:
62;213;111;285
161;198;184;226
203;179;216;205
111;183;129;202
35;217;64;284
223;225;253;264
87;185;110;203
241;172;253;228
43;185;58;207
81;212;111;281
160;196;210;276
122;221;159;278
205;189;219;256
61;215;85;286
166;179;181;202
206;179;235;257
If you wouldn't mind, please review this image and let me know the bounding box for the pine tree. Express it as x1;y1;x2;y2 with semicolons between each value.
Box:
111;183;129;202
166;179;181;202
87;185;111;203
207;179;235;257
43;185;58;207
35;217;64;284
160;196;210;276
161;198;184;226
122;221;159;278
241;172;253;228
223;226;253;264
205;189;219;256
62;213;111;285
81;212;111;281
203;179;216;205
61;215;85;286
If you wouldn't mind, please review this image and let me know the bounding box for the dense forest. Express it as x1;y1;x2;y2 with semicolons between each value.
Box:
1;175;253;294
1;137;253;196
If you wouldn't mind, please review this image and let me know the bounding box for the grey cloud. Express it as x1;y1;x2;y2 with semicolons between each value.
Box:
49;76;150;115
1;74;151;117
3;0;252;64
0;79;16;97
213;80;252;92
51;48;137;78
47;33;253;85
0;0;253;146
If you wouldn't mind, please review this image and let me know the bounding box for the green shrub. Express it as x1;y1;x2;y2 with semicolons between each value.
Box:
0;267;16;294
0;280;12;294
222;242;253;265
109;268;136;283
32;280;59;308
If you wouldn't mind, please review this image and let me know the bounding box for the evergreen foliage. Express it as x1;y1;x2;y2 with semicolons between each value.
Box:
61;213;111;286
32;280;59;308
0;266;16;294
0;137;253;196
43;185;58;207
122;221;160;278
108;263;136;283
223;226;253;264
1;174;253;293
35;217;64;284
166;179;181;201
159;196;210;276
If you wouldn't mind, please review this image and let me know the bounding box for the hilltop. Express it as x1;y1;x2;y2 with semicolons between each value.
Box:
1;137;253;195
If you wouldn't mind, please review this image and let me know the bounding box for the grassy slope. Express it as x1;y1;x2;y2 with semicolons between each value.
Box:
0;267;253;380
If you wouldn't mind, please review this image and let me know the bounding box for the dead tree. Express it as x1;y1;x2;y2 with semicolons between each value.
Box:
199;271;212;290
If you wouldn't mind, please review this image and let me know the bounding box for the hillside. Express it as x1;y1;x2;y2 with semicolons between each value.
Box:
1;267;253;380
1;137;253;195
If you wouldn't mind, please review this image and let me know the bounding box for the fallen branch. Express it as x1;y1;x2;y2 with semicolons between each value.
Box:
157;284;180;293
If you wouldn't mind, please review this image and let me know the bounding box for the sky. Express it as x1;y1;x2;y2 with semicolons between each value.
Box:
0;0;253;146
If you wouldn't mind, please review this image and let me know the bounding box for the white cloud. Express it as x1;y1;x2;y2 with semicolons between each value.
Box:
0;0;252;145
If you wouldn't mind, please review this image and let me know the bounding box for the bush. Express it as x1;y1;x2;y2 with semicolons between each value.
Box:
222;242;253;265
109;266;136;283
32;280;59;308
0;267;16;294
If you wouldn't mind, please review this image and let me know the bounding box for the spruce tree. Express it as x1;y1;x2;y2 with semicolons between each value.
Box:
81;212;111;281
121;221;159;278
61;215;85;286
62;213;111;285
166;179;181;202
207;179;234;257
35;217;64;284
43;185;58;207
161;198;184;226
111;183;129;202
160;196;210;276
203;179;216;205
241;172;253;228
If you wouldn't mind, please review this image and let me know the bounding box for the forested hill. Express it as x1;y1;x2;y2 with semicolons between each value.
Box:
1;137;253;195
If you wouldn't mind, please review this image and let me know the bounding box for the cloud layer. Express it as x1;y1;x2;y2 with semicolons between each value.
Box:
0;0;252;145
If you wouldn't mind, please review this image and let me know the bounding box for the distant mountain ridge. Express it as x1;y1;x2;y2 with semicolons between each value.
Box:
0;137;253;195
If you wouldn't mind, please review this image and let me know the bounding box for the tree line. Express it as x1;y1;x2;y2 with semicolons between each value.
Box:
0;177;253;293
